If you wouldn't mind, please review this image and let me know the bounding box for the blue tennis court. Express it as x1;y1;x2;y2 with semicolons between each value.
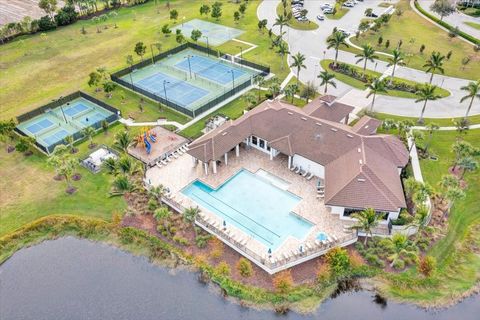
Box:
63;103;90;117
42;129;70;146
136;72;208;107
77;112;108;126
175;55;246;85
26;118;55;134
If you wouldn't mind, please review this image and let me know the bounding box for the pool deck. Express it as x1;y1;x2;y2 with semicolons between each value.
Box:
146;146;355;272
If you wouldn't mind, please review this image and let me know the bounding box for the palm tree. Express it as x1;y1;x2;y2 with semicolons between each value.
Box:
355;44;378;77
102;157;118;175
253;74;266;102
459;80;480;119
64;135;77;153
290;52;306;85
183;206;200;235
154;206;172;236
415;84;441;123
113;131;132;153
413;204;429;234
59;157;77;192
276;42;290;70
366;78;387;112
457;156;478;180
283;83;299;103
82;126;96;148
444;187;465;217
110;175;137;196
243;92;257;110
317;70;336;94
273;15;289;37
268;77;281;98
387;234;417;268
327;31;349;66
408;130;424;153
117;155;138;176
387;48;405;83
350;208;379;245
423;51;445;84
148;184;166;202
424;122;439;154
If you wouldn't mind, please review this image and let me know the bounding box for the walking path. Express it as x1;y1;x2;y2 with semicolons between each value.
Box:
257;0;479;119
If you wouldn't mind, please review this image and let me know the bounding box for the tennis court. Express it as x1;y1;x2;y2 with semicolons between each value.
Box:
173;19;244;46
175;55;246;85
41;129;70;146
63;102;90;117
25;118;55;135
136;72;209;107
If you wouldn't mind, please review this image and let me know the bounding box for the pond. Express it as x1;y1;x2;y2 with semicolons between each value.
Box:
1;237;479;320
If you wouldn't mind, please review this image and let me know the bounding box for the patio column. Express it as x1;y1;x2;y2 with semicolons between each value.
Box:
235;144;240;157
212;160;217;174
288;155;292;169
269;147;273;160
204;162;208;175
224;153;228;165
192;156;197;167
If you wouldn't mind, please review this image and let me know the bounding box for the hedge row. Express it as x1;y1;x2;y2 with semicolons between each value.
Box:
413;0;480;46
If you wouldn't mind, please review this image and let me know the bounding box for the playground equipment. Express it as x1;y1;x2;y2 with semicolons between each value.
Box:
135;128;157;154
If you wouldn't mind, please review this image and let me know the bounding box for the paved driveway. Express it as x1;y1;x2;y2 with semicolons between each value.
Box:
258;0;478;118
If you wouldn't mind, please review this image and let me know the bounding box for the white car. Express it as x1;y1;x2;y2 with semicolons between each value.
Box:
316;15;325;21
321;4;333;10
323;8;334;14
344;2;354;8
337;28;351;36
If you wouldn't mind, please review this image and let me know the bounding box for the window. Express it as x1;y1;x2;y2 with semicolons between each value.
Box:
267;145;271;152
259;139;265;149
251;136;257;145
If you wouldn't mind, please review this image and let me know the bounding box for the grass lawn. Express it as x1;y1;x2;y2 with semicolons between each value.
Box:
464;21;480;30
320;59;451;99
326;4;349;20
350;0;480;80
0;123;132;236
374;112;480;126
281;96;308;107
180;89;266;139
0;0;288;121
378;2;393;7
383;129;480;304
276;0;319;30
458;7;480;18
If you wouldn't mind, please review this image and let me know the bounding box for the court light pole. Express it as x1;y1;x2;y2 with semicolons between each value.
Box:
163;80;170;105
228;70;235;91
203;36;209;55
150;44;155;65
184;55;193;79
236;46;243;59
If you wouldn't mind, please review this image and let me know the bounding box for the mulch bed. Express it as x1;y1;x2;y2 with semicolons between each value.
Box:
122;214;327;290
72;173;82;181
66;186;77;194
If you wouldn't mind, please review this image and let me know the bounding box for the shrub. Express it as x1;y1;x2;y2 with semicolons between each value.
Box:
325;247;350;276
365;253;385;268
37;16;56;31
148;198;158;211
349;251;365;268
392;258;405;270
215;261;231;276
417;256;436;277
316;263;331;282
54;5;78;26
209;238;224;260
173;236;189;246
272;270;294;294
236;258;253;277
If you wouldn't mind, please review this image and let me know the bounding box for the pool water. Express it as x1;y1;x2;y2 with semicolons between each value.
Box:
182;169;313;251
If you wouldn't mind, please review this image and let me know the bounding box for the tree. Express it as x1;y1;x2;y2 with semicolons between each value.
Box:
134;42;146;61
0;119;16;143
39;0;57;18
300;81;317;103
236;258;253;277
154;206;172;236
452;140;478;171
268;77;281;98
424;122;439;154
415;84;441;123
350;208;379;245
15;136;35;154
417;256;436;277
317;70;336;94
408;130;424;153
387;48;405;82
272;270;293;294
276;42;289;70
175;29;185;44
257;19;268;33
110;174;137;196
457;156;478;179
161;24;172;37
113;131;132;153
183;206;200;234
283;83;299;103
88;71;102;91
325;247;350;275
233;11;240;24
355;44;378;77
58;157;77;192
398;120;415;139
243;92;257;110
327;31;349;66
366;78;387;112
82;126;96;148
199;4;210;16
190;29;202;42
169;9;178;21
253;74;266;102
239;3;247;15
290;52;306;86
445;187;465;215
102;157;118;175
211;2;223;20
460;80;480;120
64;135;77;153
387;234;417;268
381;118;397;133
274;15;288;38
103;81;117;98
423;51;445;84
430;0;455;21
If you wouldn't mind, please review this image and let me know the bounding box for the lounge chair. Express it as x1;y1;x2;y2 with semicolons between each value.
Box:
302;170;308;177
306;172;314;180
156;162;162;168
177;149;184;155
166;156;172;162
295;166;301;174
332;235;338;242
161;160;168;165
290;165;297;171
318;194;325;199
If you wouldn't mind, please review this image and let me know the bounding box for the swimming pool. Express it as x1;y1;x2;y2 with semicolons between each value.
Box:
182;169;313;251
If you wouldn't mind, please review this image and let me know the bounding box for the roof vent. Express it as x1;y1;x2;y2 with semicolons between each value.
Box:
357;178;366;182
330;128;338;132
364;125;369;129
359;159;363;165
221;132;228;136
301;117;307;121
347;134;354;138
357;148;361;153
287;111;294;115
315;122;322;126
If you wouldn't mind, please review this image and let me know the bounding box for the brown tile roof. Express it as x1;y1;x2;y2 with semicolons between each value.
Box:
303;96;354;123
318;94;337;104
352;116;382;135
187;100;409;211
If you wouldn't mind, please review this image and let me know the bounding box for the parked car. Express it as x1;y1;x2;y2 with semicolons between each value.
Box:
323;8;334;14
316;15;325;21
344;2;355;7
365;12;378;18
337;28;351;36
321;3;333;10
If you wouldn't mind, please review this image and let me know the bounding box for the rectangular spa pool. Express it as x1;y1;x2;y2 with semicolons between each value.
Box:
182;169;313;251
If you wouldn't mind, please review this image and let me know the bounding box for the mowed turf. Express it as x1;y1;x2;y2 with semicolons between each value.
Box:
0;0;289;121
350;0;480;80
